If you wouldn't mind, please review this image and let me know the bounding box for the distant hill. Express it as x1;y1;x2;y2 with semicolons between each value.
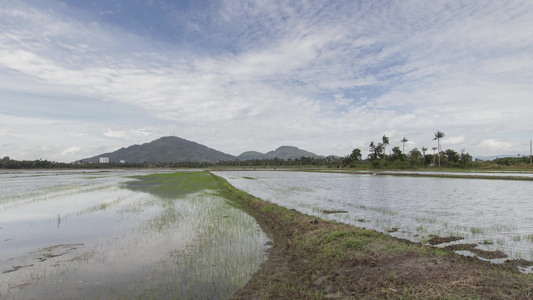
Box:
474;154;522;161
237;146;323;160
237;151;265;161
78;136;236;163
78;137;325;164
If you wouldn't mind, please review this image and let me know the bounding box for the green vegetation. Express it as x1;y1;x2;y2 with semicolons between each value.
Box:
434;130;445;168
1;171;269;299
12;170;527;298
106;171;268;299
0;156;73;169
210;173;533;299
125;171;218;198
341;131;532;170
2;132;532;170
358;131;477;169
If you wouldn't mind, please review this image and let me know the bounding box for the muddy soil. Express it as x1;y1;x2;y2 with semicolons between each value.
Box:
426;235;464;245
217;177;533;299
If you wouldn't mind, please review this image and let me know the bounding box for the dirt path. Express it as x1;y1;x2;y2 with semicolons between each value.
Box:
213;175;533;299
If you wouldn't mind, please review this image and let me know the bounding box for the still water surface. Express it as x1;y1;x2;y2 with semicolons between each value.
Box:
215;171;533;264
0;170;269;299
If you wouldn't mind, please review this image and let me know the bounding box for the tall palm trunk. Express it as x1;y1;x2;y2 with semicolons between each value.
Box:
433;131;445;168
437;139;441;168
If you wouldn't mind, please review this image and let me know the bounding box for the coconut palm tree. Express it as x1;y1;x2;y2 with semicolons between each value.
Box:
421;147;428;166
382;135;390;160
432;147;438;166
401;137;409;154
433;131;445;167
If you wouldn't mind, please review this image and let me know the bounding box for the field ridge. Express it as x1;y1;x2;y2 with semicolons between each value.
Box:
211;173;533;299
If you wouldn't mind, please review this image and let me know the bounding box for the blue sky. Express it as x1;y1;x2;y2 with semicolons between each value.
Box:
1;0;532;162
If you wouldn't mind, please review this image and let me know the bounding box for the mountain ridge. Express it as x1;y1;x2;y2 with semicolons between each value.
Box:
78;136;323;163
78;136;236;163
237;146;323;160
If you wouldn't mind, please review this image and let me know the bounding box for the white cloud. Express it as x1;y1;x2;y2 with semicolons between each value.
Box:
445;136;465;146
333;94;352;107
104;129;128;139
1;0;532;161
61;147;81;156
479;139;515;153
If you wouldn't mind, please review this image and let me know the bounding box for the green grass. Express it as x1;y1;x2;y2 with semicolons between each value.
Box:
191;172;533;299
117;171;269;299
470;226;485;235
125;171;218;198
119;171;533;299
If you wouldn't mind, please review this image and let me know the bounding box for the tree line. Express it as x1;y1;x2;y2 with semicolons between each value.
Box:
0;155;344;169
342;131;474;169
3;154;528;170
2;131;531;170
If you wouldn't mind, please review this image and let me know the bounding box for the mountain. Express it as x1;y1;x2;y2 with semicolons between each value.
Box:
237;146;323;160
78;137;325;164
78;136;236;163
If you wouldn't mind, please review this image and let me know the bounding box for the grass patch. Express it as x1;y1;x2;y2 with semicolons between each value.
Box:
208;172;533;299
124;171;533;299
120;171;269;299
124;171;217;198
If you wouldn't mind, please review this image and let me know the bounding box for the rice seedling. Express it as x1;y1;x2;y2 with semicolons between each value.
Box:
416;225;427;233
414;216;437;224
480;239;494;245
470;227;485;235
489;224;518;232
1;171;270;299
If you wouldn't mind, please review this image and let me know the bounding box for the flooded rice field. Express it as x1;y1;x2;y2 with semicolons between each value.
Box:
346;170;533;178
0;170;269;299
215;171;533;267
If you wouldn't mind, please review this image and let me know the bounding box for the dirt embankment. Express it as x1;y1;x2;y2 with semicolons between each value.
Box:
213;175;533;299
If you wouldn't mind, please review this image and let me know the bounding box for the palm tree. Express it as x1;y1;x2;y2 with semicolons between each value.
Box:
368;141;384;167
421;147;428;166
432;147;437;166
433;131;445;167
401;137;409;154
382;135;389;159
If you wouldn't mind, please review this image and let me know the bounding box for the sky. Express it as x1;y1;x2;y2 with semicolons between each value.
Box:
1;0;532;162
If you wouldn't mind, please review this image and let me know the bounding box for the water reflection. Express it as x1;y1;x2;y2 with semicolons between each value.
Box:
215;171;533;263
0;170;269;299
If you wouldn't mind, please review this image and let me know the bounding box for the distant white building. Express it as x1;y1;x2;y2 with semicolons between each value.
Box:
120;160;126;164
99;157;109;163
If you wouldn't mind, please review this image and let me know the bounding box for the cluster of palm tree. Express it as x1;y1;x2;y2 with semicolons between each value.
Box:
343;130;479;169
364;130;447;168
